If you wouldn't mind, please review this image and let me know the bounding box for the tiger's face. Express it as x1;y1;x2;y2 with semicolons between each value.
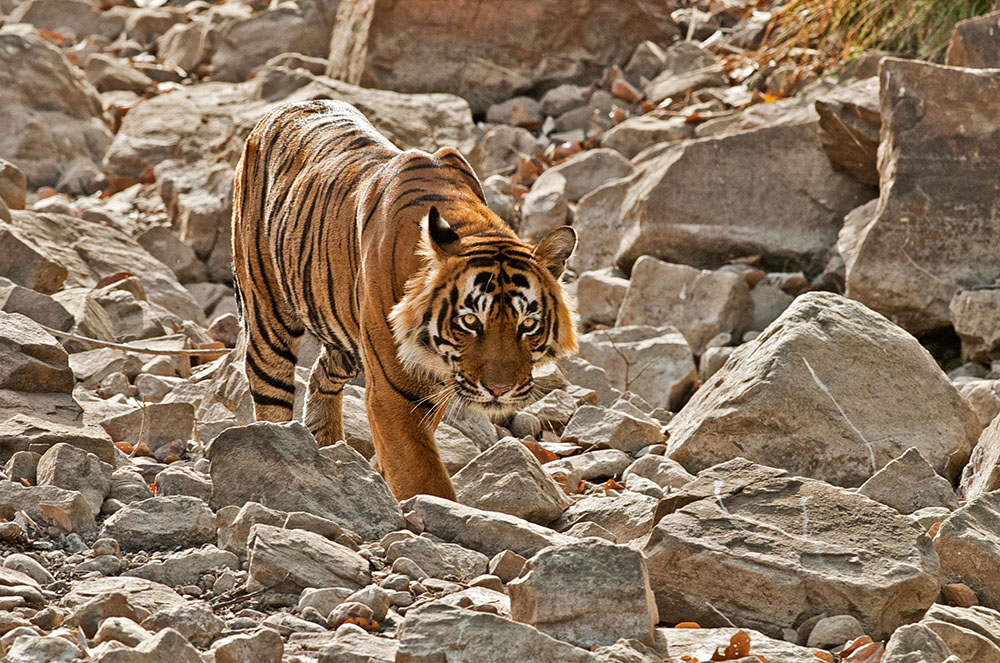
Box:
390;207;578;416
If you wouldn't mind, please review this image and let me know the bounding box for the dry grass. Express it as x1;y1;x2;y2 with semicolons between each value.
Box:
754;0;996;72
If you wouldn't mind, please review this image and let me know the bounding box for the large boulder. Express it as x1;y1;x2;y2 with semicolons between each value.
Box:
616;257;752;354
208;422;404;541
641;458;940;640
0;312;73;394
210;0;339;82
960;414;1000;500
946;10;1000;68
577;325;696;412
0;31;112;193
934;490;1000;611
326;0;678;114
3;210;204;324
508;539;657;648
666;292;979;487
845;58;1000;335
610;122;874;274
814;76;880;186
104;71;475;180
883;604;1000;663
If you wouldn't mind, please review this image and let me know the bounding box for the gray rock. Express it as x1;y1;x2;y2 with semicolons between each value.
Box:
858;447;958;514
934;490;1000;610
578;326;696;412
453;438;570;525
402;495;574;558
469;125;536;178
0;481;94;534
947;9;1000;67
329;1;678;115
63;576;186;616
545;449;632;487
569;177;633;275
616;258;752;356
153;465;212;501
845;59;1000;335
521;388;582;429
806;614;866;649
622;455;694;490
601;113;694;159
561;406;662;455
553;492;657;543
395;603;598;662
951;289;1000;364
435;423;481;475
509;539;656;647
141;600;224;648
667;293;979;487
36;443;113;515
814;76;880;186
884;603;1000;663
962;415;1000;500
216;500;353;559
614;122;874;275
109;468;153;504
0;159;26;210
4;451;39;486
642;458;940;639
85;53;155;94
574;268;630;328
385;534;490;581
0;277;73;331
91;627;202;663
0;32;111;192
246;524;370;592
957;379;1000;433
519;170;568;242
93;617;151;648
543;149;632;202
556;357;620;406
210;627;283;663
0;312;73;394
5;634;83;663
100;496;216;551
125;546;238;587
209;422;403;541
661;626;828;662
135;226;207;285
66;590;153;638
3;553;54;585
317;625;397;662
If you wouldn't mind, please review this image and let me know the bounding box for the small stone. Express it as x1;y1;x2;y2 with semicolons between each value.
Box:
391;557;429;581
519;171;568;242
99;496;216;551
153;466;212;501
141;600;224;647
561;406;662;455
857;447;958;514
934;490;1000;611
298;587;354;617
553;492;657;543
93;616;150;647
3;554;54;585
66;591;151;638
246;524;370;592
211;627;283;663
622;454;694;490
344;585;391;622
36;443;113;516
327;601;374;628
563;521;618;541
453;437;570;525
469;574;505;593
385;534;489;581
806;614;866;649
488;550;528;584
92;627;202;663
78;555;122;576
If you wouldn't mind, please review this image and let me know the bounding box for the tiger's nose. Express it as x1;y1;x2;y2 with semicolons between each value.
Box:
484;383;514;397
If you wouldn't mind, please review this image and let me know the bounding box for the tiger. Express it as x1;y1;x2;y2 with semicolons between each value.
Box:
230;99;578;502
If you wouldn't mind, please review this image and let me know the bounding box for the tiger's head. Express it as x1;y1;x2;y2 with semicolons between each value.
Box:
389;206;578;416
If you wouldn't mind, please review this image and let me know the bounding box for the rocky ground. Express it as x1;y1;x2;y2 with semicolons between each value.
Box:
1;0;1000;661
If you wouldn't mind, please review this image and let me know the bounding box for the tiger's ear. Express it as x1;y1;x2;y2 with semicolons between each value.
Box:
533;226;577;278
426;206;461;259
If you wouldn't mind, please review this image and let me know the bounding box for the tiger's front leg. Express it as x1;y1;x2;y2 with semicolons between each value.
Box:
364;376;456;502
304;344;358;447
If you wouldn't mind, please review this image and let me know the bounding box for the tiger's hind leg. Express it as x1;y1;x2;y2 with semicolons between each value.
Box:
305;344;359;447
240;289;304;423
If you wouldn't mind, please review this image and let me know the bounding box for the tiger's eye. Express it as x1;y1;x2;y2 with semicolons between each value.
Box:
461;314;479;327
520;318;538;334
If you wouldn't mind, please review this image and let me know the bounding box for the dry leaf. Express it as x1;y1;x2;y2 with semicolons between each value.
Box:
138;165;157;184
813;653;835;663
19;477;30;487
96;271;135;288
840;636;874;658
675;622;702;629
843;641;884;662
927;521;942;538
520;439;558;464
711;629;751;661
344;616;380;632
38;29;65;46
115;442;135;454
603;478;624;492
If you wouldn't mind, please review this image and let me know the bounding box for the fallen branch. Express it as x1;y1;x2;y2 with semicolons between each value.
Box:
36;323;235;356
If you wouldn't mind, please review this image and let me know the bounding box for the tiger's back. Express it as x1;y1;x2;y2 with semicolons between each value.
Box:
232;100;578;501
